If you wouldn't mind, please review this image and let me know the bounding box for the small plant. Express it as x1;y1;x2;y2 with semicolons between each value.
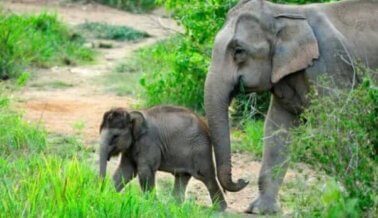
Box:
77;22;149;41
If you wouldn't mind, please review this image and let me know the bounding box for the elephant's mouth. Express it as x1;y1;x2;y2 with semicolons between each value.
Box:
237;83;273;94
237;76;273;94
107;146;118;161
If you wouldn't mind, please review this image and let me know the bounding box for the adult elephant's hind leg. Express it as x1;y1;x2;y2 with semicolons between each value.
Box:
246;97;297;214
172;173;191;203
113;154;136;192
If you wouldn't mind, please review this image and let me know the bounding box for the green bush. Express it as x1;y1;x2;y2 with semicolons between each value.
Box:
0;13;94;79
77;22;149;41
290;74;378;213
139;37;208;111
94;0;157;13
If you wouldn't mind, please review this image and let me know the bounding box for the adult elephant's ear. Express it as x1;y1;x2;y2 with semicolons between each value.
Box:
271;14;319;83
130;111;147;140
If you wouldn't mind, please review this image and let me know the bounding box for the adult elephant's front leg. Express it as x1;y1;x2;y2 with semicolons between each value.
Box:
246;97;297;214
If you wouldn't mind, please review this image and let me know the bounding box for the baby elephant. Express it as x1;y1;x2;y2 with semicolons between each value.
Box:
99;106;237;210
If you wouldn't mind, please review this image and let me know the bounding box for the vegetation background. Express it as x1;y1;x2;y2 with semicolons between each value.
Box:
0;0;376;217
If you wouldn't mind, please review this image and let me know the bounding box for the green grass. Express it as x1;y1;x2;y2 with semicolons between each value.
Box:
0;95;47;156
231;120;264;158
0;12;94;79
77;22;149;41
0;155;216;217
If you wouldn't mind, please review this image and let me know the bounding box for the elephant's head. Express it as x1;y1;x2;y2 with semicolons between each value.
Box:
204;0;319;191
99;108;147;178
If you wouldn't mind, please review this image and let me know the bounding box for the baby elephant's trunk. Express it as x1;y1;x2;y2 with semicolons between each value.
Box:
99;130;111;178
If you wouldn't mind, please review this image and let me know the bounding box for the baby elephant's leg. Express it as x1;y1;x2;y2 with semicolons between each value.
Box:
113;154;136;192
202;176;227;211
195;160;227;210
138;166;156;192
172;173;191;203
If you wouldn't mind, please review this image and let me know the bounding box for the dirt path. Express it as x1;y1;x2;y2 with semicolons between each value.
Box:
4;1;310;215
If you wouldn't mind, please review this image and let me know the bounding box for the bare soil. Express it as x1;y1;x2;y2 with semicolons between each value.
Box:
4;1;314;215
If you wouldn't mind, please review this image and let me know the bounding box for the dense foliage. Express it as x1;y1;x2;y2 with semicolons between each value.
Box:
0;13;93;80
291;73;378;214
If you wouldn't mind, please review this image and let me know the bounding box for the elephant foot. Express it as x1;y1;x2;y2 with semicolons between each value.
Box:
245;195;280;214
218;201;227;211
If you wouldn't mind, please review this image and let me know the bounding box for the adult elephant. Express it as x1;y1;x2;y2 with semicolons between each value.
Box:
204;0;378;214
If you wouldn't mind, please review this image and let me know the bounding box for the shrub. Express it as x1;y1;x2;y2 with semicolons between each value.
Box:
77;22;149;41
0;13;94;79
290;73;377;213
94;0;157;13
139;37;208;111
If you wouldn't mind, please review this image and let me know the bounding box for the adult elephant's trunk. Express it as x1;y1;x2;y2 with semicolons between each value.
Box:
99;130;111;178
205;65;248;192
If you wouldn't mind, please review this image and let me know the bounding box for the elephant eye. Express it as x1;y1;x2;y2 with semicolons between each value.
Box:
110;135;119;145
233;47;247;63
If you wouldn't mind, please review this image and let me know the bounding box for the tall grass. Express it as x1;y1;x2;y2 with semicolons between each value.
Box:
0;156;214;217
0;94;46;156
0;13;94;79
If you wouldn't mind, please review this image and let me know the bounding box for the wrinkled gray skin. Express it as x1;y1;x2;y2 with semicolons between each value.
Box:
99;106;236;210
204;0;378;214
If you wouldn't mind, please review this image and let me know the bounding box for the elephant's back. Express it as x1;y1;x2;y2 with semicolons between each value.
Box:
145;105;208;141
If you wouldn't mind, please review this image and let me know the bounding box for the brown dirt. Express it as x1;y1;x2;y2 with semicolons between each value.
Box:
4;1;314;215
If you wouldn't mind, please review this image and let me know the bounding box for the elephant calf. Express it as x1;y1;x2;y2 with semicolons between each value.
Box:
99;105;241;210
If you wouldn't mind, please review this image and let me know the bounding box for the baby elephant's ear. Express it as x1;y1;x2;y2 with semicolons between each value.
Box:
130;111;147;140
